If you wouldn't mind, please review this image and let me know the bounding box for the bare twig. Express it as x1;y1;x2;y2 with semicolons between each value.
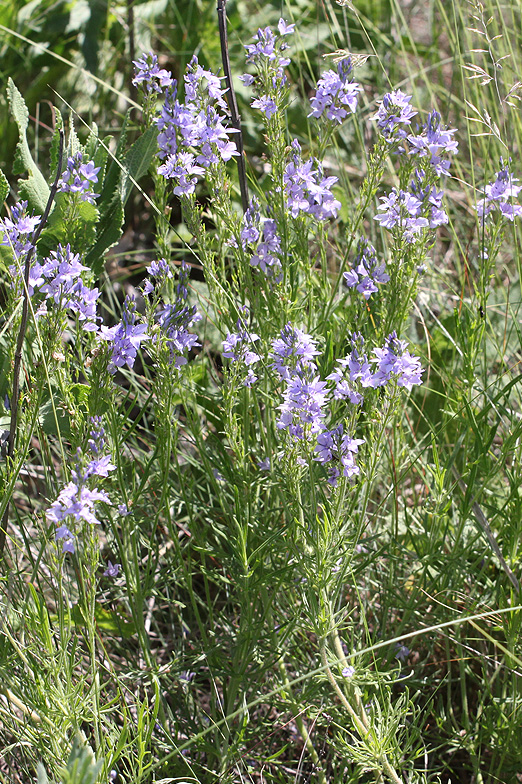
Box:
0;129;65;561
217;0;249;213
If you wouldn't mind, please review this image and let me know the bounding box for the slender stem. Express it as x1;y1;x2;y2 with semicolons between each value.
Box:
320;642;403;784
217;0;249;213
0;129;64;560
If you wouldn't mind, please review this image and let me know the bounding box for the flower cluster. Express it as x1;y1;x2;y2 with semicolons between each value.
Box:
132;52;174;93
374;189;429;239
99;296;150;373
271;325;328;440
315;424;364;485
371;90;417;140
409;170;448;228
152;261;201;367
370;332;424;390
372;94;457;241
241;19;295;120
408;111;458;176
271;324;321;381
309;60;362;124
222;312;261;387
240;198;282;278
244;18;294;79
328;332;423;400
476;159;522;221
142;257;174;295
0;200;40;262
58;152;100;204
327;334;373;405
26;244;100;332
154;56;238;194
284;140;341;221
344;239;389;300
47;418;115;554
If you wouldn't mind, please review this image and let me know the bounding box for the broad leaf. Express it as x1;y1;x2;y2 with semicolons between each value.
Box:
7;78;50;213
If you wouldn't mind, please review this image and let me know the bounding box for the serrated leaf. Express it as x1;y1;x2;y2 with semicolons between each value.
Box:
99;110;131;204
83;121;100;160
120;125;158;204
84;118;157;274
0;169;9;204
7;78;50;213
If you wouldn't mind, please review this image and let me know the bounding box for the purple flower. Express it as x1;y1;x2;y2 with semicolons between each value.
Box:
277;375;329;440
409;170;448;228
223;317;261;386
271;324;329;441
153;261;201;366
48;424;115;553
271;324;320;381
118;503;130;516
395;644;410;662
372;90;417;139
55;524;75;553
99;296;150;373
48;481;111;530
103;560;121;577
314;423;364;484
373;188;429;238
278;18;295;35
258;458;271;471
239;73;255;87
241;198;262;246
244;20;292;83
147;257;173;281
133;52;174;93
58;152;100;204
283;140;341;221
408;111;458;176
26;244;101;332
309;60;362;124
249;217;282;277
251;94;278;119
0;201;40;261
327;334;373;404
343;238;389;300
476;159;522;221
156;55;238;190
158;152;205;195
370;332;423;390
342;665;355;678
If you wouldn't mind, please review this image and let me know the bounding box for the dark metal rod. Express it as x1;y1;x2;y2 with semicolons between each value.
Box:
217;0;249;213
